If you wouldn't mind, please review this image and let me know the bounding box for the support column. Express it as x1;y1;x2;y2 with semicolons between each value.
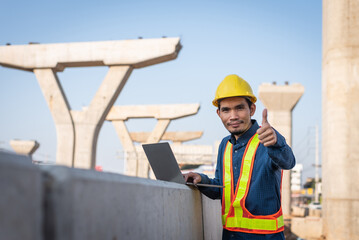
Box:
258;82;304;218
111;119;170;177
71;66;132;169
106;103;200;178
35;66;132;168
130;130;204;177
112;121;138;176
322;1;359;239
34;69;75;166
138;119;170;177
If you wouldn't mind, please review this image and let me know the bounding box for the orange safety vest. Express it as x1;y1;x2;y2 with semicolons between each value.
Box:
221;133;284;234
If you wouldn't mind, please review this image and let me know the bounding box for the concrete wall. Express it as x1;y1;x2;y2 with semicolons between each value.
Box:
0;151;43;240
202;196;222;240
41;166;204;240
0;151;222;240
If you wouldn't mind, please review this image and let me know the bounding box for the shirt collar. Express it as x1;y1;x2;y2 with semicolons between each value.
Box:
230;120;259;147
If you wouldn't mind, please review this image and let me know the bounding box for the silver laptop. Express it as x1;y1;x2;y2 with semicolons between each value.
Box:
142;142;224;188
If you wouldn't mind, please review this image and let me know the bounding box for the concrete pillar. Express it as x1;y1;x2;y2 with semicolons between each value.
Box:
106;104;200;177
9;139;40;161
258;82;304;217
0;38;182;169
322;1;359;239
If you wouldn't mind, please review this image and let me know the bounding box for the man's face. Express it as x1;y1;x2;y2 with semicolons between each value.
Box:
217;97;256;139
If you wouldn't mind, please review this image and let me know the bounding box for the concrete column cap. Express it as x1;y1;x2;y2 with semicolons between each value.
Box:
9;140;40;155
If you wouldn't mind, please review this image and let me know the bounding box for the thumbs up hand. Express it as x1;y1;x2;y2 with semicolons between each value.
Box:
256;108;277;147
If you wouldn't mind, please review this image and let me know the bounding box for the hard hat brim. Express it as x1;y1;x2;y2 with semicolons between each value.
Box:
212;95;257;107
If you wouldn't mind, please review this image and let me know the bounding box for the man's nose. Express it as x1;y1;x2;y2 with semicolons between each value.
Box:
229;110;239;119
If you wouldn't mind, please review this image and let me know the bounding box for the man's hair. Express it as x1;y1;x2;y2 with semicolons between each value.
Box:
217;97;253;110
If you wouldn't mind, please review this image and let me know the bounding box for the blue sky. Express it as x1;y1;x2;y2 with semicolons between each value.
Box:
0;1;322;181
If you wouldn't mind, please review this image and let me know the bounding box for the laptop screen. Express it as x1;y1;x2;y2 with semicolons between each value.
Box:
142;142;186;184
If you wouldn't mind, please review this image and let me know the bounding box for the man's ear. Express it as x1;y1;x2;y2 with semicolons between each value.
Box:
216;108;220;117
250;103;256;117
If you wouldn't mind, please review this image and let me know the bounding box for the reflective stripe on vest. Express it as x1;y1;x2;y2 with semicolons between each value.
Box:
221;134;284;234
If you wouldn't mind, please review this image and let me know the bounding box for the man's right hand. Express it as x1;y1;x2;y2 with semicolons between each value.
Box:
183;172;202;185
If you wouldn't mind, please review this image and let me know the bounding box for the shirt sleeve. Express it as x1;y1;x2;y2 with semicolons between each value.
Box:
267;128;296;170
197;172;221;200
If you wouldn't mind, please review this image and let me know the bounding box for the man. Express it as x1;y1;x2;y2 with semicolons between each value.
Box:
184;74;295;240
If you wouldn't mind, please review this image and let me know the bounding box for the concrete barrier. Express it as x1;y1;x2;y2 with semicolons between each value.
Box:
202;195;222;240
41;166;204;240
0;150;43;240
292;205;309;217
1;151;223;239
309;208;322;218
291;216;323;240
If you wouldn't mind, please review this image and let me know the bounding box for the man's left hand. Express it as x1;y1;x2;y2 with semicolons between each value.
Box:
256;108;277;147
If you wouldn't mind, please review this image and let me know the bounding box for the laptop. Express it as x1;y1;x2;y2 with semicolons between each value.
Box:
142;142;224;188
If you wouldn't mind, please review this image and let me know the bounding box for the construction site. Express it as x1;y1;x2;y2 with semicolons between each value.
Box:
0;1;358;240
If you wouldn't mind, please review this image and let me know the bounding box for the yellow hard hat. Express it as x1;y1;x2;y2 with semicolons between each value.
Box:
212;74;257;107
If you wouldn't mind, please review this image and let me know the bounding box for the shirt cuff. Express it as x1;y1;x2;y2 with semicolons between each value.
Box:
198;173;211;184
268;128;286;148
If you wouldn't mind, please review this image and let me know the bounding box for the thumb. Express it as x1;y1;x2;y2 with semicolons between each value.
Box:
262;108;269;125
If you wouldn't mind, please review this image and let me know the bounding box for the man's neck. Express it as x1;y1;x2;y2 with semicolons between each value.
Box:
233;121;253;140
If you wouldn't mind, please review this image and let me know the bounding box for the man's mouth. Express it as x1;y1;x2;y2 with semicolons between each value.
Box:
228;121;244;128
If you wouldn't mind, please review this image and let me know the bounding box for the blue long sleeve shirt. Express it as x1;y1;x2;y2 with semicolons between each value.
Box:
199;120;295;240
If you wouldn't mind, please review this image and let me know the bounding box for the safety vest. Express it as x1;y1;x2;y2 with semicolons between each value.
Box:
221;133;284;234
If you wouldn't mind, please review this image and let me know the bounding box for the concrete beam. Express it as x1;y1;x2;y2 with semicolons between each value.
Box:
107;103;200;120
322;1;359;239
0;38;182;71
258;82;304;218
9;139;40;156
130;131;203;143
0;38;181;170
